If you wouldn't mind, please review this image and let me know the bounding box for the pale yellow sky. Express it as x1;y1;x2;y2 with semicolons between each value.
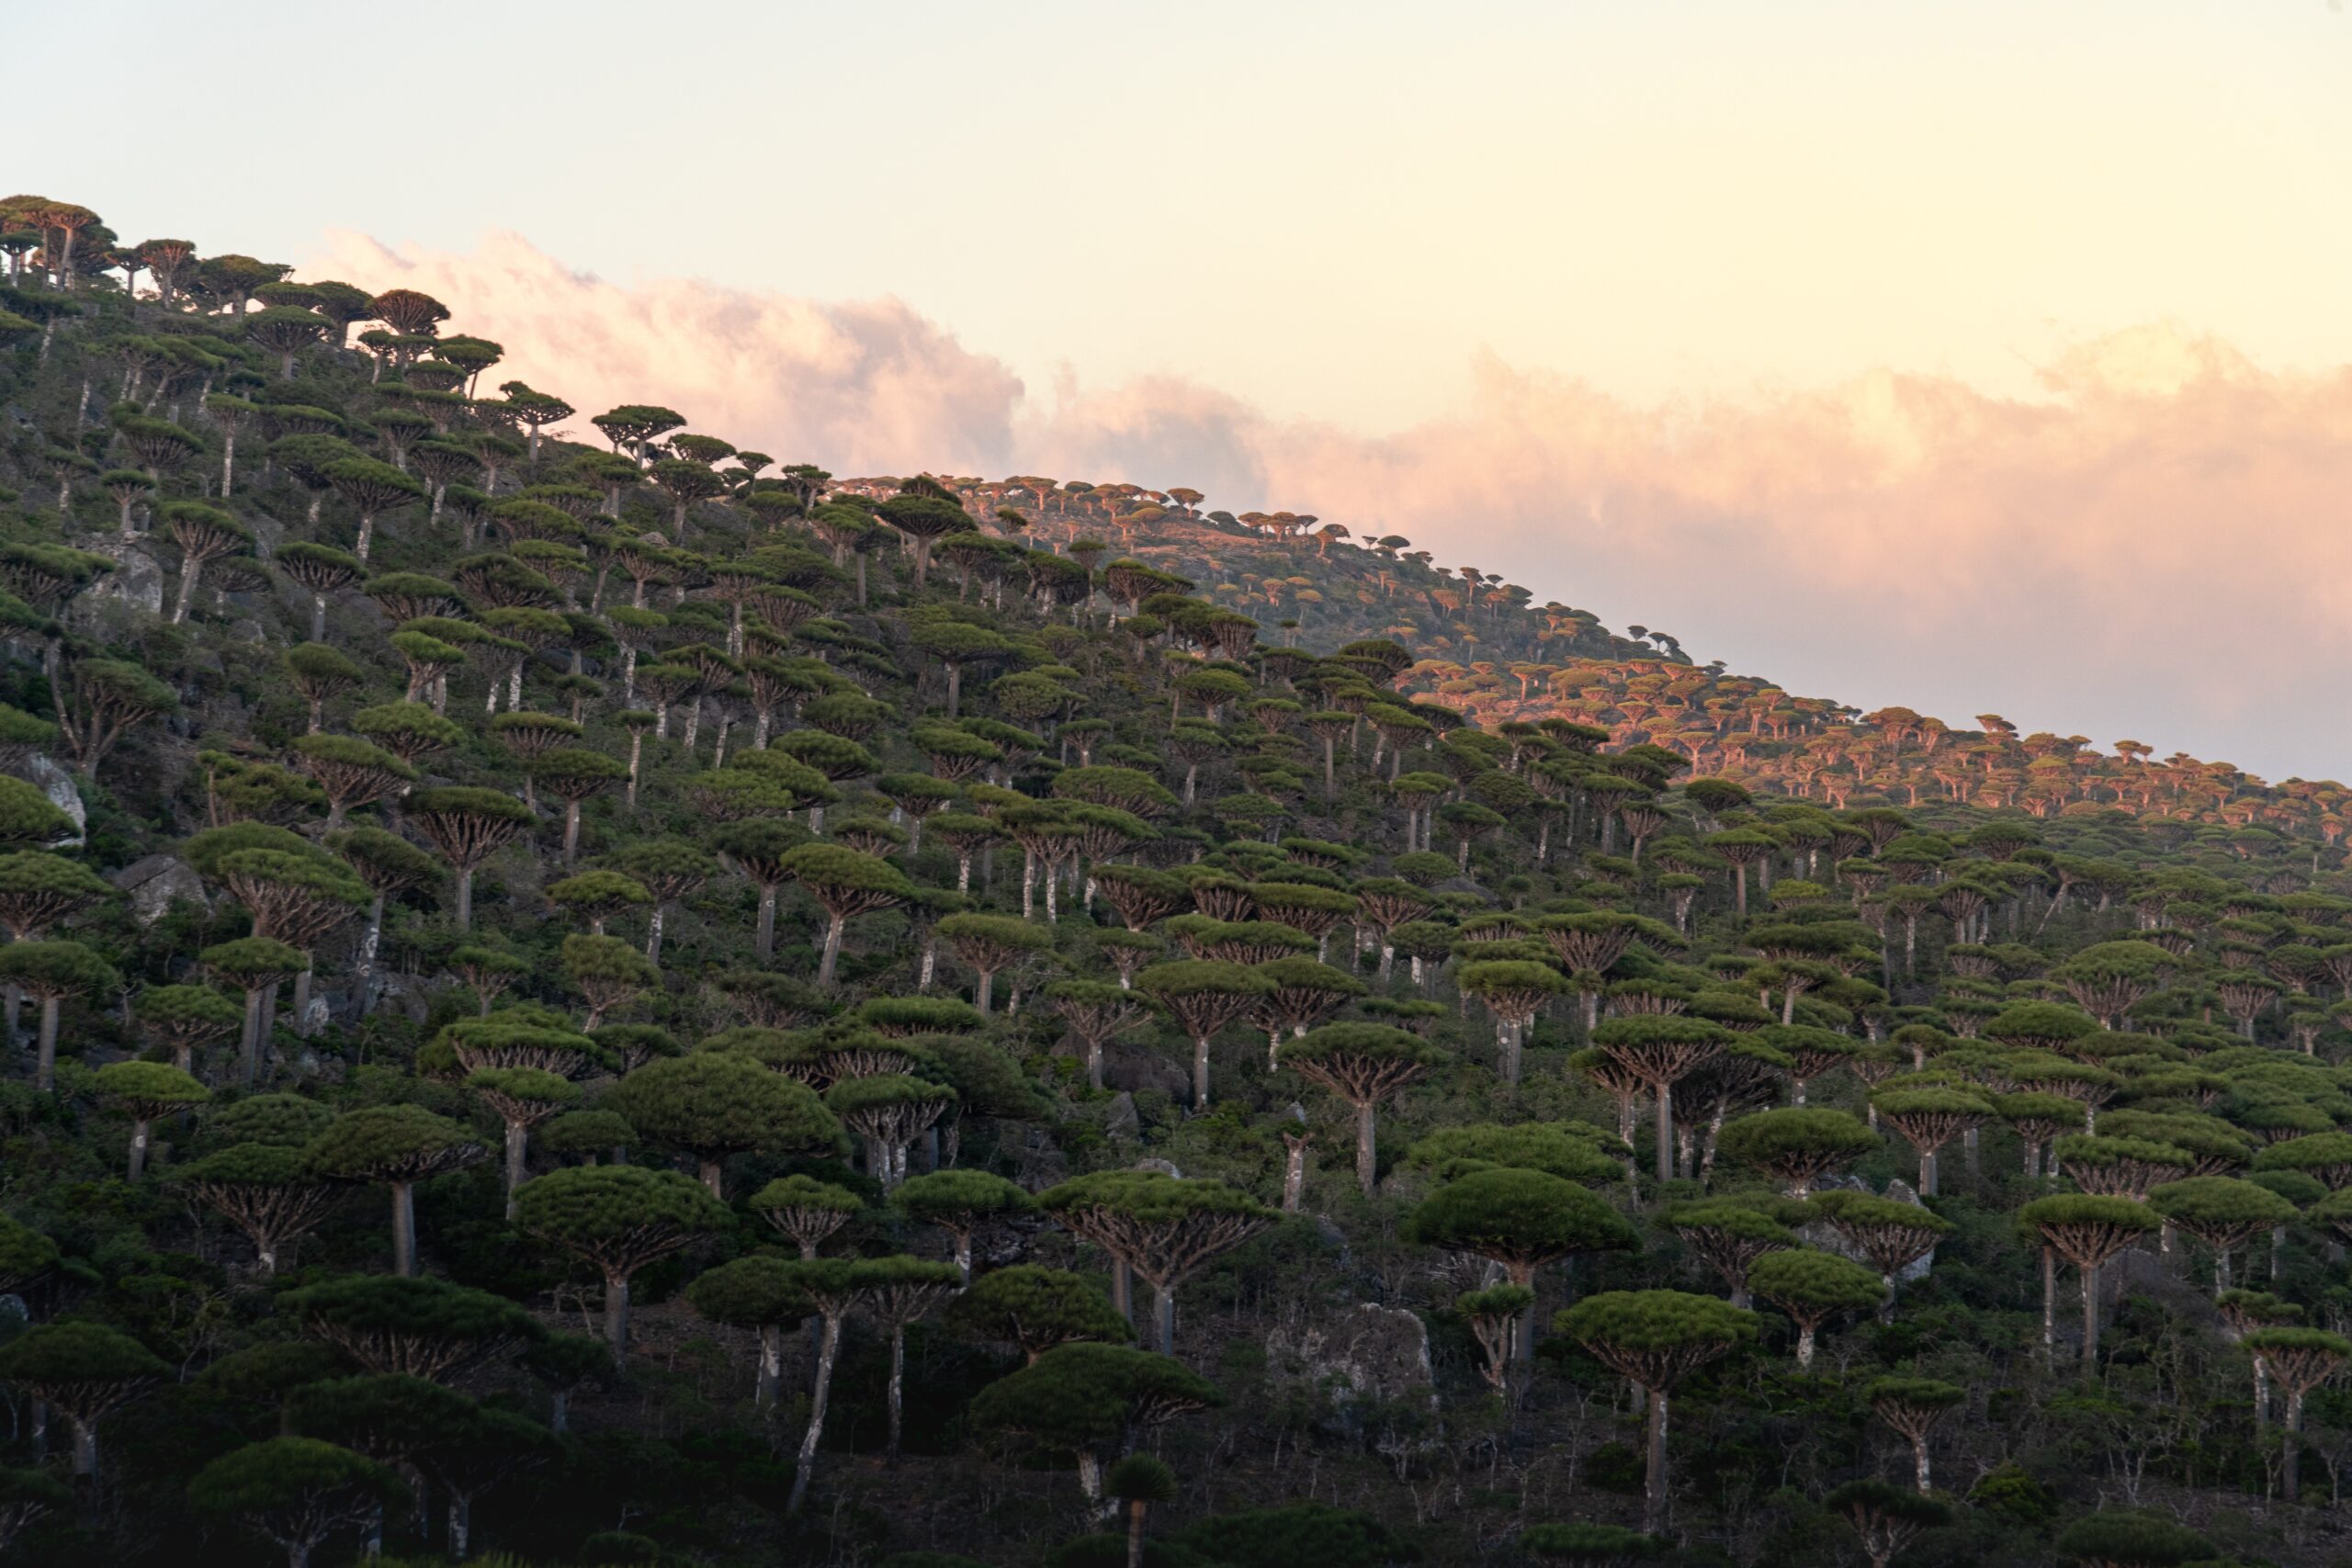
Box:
32;3;2352;427
34;1;2352;773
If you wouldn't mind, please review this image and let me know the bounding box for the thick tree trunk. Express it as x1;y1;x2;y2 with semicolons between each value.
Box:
786;1314;842;1513
1654;1082;1674;1184
171;562;201;626
503;1122;527;1219
2081;1263;2098;1368
605;1269;632;1359
1644;1389;1669;1536
2042;1246;2056;1364
887;1325;907;1462
819;912;844;987
2286;1390;2306;1503
390;1180;417;1277
35;995;60;1092
757;1324;783;1408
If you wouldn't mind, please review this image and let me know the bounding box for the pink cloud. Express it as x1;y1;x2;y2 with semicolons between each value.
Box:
1248;339;2352;777
307;231;1024;477
301;233;2352;780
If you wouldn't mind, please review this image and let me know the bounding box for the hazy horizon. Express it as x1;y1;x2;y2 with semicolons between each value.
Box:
26;0;2352;778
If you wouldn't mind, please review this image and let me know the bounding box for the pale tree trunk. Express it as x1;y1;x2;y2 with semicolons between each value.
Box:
756;1324;783;1407
35;995;61;1091
605;1269;632;1359
2041;1247;2056;1365
354;895;385;1019
1654;1082;1674;1184
1644;1389;1670;1536
503;1122;527;1219
236;987;266;1086
2081;1262;2099;1368
786;1313;843;1513
887;1325;908;1462
2286;1385;2308;1503
390;1180;417;1277
819;911;844;987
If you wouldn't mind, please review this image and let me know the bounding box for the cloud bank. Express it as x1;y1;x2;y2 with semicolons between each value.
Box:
308;231;2352;781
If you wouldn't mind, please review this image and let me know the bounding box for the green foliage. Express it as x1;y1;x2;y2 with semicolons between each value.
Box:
515;1166;729;1261
607;1052;840;1163
1406;1123;1625;1182
969;1342;1222;1450
946;1266;1130;1359
1402;1168;1637;1270
187;1436;405;1539
2051;1510;2214;1566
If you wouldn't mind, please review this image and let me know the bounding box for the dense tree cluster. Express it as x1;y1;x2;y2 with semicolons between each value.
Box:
0;194;2344;1567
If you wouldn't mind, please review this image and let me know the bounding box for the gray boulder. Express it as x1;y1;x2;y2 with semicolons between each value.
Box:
92;542;167;616
112;854;209;927
1102;1091;1140;1143
1265;1303;1437;1437
27;755;84;847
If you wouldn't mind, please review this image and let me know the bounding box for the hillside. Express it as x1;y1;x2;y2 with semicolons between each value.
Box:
0;193;2347;1568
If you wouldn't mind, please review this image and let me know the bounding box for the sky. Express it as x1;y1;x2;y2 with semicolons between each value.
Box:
22;2;2352;778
